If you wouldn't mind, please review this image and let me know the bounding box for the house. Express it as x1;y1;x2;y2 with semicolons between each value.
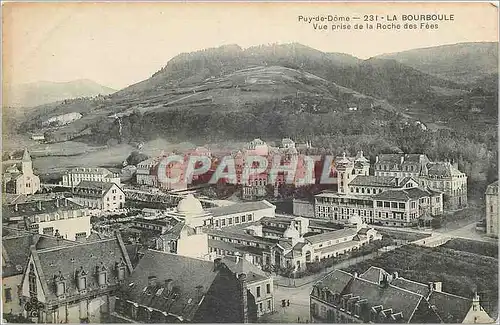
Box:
2;227;76;316
31;134;45;142
19;233;133;323
2;149;41;195
113;250;257;323
61;167;121;187
222;255;275;318
72;181;125;211
420;162;468;210
485;181;498;237
2;198;91;241
310;266;494;323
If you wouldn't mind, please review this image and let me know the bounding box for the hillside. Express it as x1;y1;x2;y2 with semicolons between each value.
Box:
376;42;498;84
4;79;116;108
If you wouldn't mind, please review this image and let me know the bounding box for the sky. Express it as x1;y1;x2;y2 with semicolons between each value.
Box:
2;2;498;90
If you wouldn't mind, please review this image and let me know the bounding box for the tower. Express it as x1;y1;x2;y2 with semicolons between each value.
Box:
353;151;370;176
336;152;354;194
21;149;33;175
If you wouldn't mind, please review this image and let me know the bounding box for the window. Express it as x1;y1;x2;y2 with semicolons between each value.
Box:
384;202;390;208
4;288;12;302
391;202;398;209
256;286;261;297
266;283;271;294
222;219;226;226
28;264;37;298
235;217;240;223
228;218;233;225
267;299;272;310
377;201;383;207
242;215;246;222
259;303;263;312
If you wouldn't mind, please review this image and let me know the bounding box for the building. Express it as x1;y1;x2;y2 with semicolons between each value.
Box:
19;233;133;323
2;228;76;316
72;181;125;211
313;152;444;227
375;154;468;210
61;167;121;187
154;195;275;260
420;162;468;210
207;215;381;271
374;154;430;178
485;181;498;237
2;149;41;195
310;266;494;323
136;157;162;186
222;255;275;318
113;250;257;323
2;198;91;241
293;199;315;218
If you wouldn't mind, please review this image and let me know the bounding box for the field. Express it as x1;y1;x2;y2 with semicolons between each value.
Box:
342;244;499;318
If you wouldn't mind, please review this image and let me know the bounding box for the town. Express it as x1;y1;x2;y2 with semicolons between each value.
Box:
2;2;498;324
2;137;498;323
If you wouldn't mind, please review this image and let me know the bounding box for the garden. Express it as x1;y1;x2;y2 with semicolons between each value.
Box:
342;244;498;318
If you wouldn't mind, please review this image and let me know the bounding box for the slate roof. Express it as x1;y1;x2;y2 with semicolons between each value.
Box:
390;277;431;298
372;187;437;202
349;175;407;187
359;266;389;284
208;200;274;217
68;167;114;176
2;231;76;278
313;267;476;323
486;181;499;194
2;198;84;221
426;162;465;177
305;228;357;245
427;290;472;323
121;250;219;321
221;256;269;284
345;277;424;322
376;154;404;164
314;269;353;294
73;181;122;198
30;234;133;302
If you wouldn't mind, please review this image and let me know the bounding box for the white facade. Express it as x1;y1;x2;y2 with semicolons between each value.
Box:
72;182;125;211
61;167;121;187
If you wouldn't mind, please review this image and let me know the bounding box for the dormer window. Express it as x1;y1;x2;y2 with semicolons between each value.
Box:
54;271;66;297
115;258;127;281
28;263;37;298
96;262;108;287
75;266;88;291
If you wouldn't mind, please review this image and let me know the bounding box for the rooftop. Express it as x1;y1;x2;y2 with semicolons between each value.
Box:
2;198;84;220
208;200;275;217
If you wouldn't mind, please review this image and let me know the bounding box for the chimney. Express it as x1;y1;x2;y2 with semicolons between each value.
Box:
56;198;60;208
472;292;481;312
393;272;399;279
165;279;174;293
238;274;249;323
14;204;18;212
37;201;42;211
375;156;379;163
65;199;68;207
214;258;222;271
353;272;358;278
400;156;404;164
148;275;157;287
